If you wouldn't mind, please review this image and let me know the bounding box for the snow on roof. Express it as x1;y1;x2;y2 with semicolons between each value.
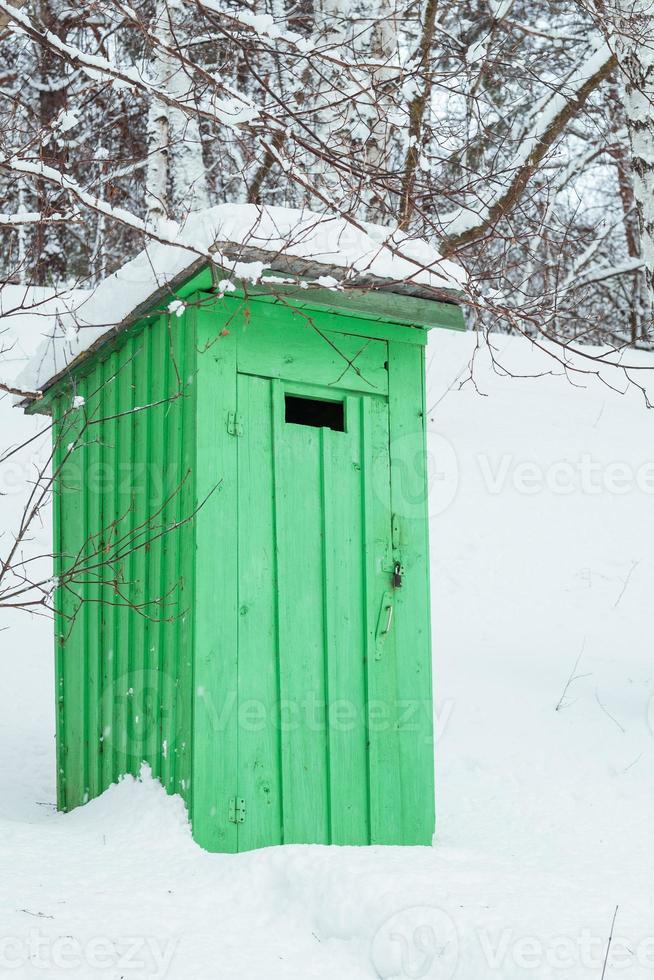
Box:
13;204;466;401
0;284;91;390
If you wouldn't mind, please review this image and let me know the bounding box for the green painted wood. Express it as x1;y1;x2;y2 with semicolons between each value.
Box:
208;274;465;334
361;395;404;843
231;370;394;847
157;320;175;794
113;340;133;781
174;308;197;805
191;312;239;852
224;297;390;394
84;369;103;801
47;270;436;852
56;391;87;809
51;307;198;815
271;379;330;843
235;374;283;850
387;341;435;845
51;394;67;810
321;393;372;844
101;350;118;792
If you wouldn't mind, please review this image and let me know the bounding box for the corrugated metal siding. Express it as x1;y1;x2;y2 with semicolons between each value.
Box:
52;310;197;812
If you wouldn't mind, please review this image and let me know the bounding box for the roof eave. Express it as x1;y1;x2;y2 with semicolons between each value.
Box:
20;250;464;409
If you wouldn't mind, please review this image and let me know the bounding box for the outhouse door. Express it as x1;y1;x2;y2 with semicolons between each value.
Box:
234;365;401;849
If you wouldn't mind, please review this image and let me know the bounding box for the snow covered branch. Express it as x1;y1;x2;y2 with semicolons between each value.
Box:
442;40;617;250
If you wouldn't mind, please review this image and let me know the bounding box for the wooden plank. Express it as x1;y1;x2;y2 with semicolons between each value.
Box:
58;383;88;808
159;318;181;794
154;316;174;791
387;341;435;845
113;339;135;780
84;367;103;801
321;395;370;844
236;374;283;850
100;350;118;792
362;394;405;843
51;395;67;810
227;298;390;395
143;314;167;784
129;327;151;777
209;271;464;334
191;311;239;852
272;380;329;844
173;308;197;805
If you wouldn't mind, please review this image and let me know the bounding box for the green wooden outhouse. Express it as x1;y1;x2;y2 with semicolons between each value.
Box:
21;206;464;851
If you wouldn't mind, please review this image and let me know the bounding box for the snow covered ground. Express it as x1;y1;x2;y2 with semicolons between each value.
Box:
2;326;654;979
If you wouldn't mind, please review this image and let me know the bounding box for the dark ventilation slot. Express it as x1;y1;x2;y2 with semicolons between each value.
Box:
285;394;345;432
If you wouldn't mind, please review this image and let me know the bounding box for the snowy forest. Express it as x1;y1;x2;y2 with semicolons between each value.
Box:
1;0;654;355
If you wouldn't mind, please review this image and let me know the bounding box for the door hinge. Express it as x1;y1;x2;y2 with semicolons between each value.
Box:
392;513;401;551
228;797;246;824
227;412;244;437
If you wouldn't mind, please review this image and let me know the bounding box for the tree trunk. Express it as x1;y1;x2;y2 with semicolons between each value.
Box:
34;0;68;283
145;0;208;224
613;0;654;326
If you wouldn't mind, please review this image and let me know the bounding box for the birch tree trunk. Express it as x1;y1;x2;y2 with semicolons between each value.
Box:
34;0;68;281
145;0;208;224
614;0;654;327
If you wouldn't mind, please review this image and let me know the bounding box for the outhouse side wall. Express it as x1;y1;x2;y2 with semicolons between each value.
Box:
51;308;197;813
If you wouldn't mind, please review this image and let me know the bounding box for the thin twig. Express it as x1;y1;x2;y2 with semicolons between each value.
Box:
555;638;590;711
595;690;626;734
600;905;619;980
614;560;641;608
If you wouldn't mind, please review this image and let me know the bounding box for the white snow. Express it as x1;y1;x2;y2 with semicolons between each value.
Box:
0;284;90;388
3;327;654;978
12;204;465;397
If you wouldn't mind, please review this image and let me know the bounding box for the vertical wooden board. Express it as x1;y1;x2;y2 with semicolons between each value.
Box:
387;341;435;845
125;334;148;773
57;386;88;808
100;351;119;792
361;395;404;843
113;339;136;779
160;320;182;794
236;374;283;850
145;317;167;782
173;310;196;805
78;373;92;804
157;318;176;793
321;400;370;844
272;382;329;844
51;396;67;810
138;327;156;781
84;368;103;801
191;311;239;852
